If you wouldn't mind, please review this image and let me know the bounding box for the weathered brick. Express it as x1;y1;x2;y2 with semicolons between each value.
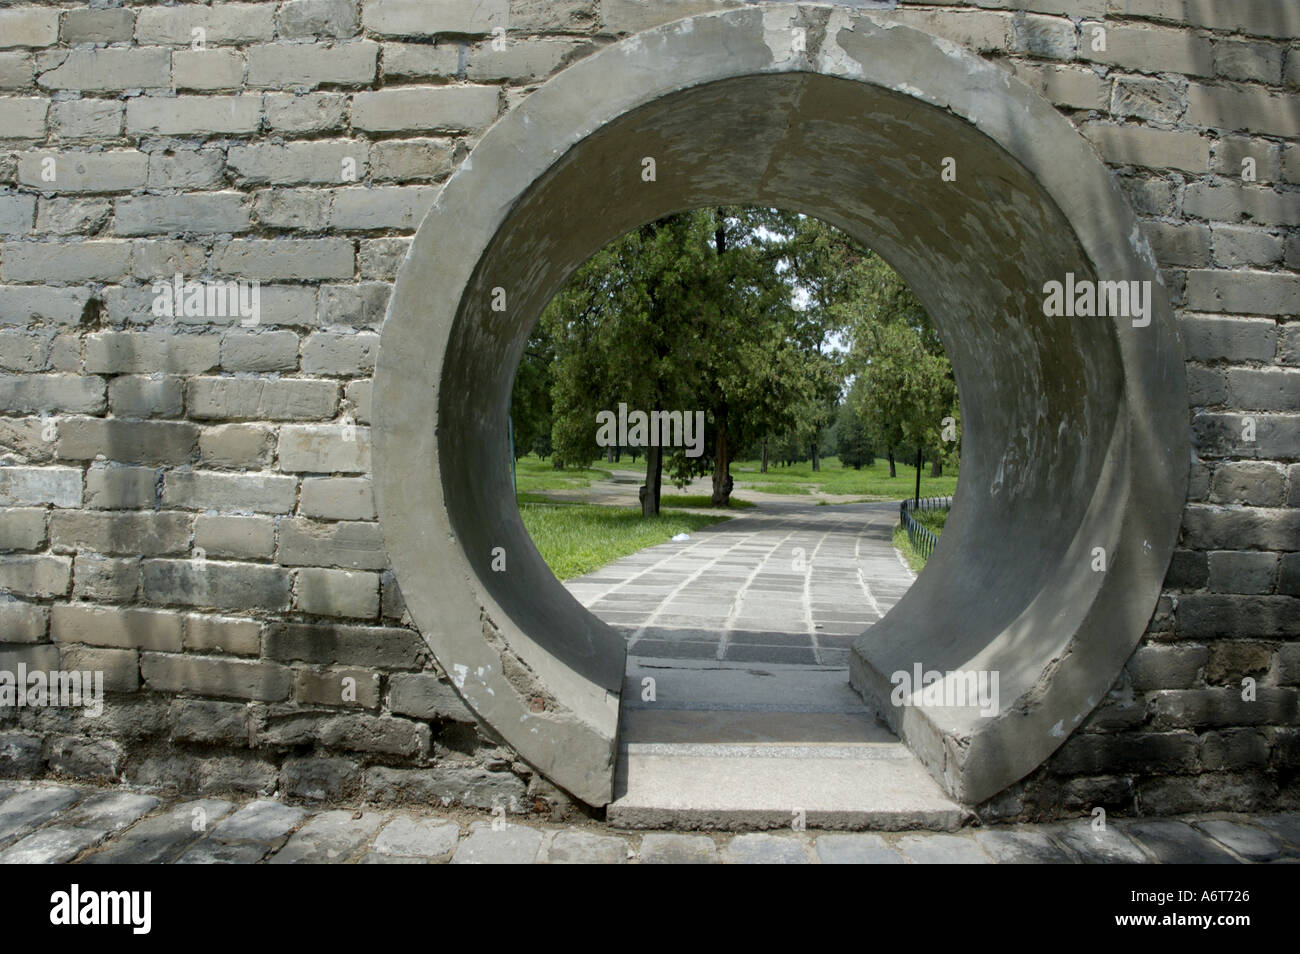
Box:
1207;641;1275;684
465;37;583;82
300;477;375;520
370;138;455;181
1211;224;1284;267
1179;315;1277;363
171;49;245;91
199;424;275;470
1184;182;1300;227
1110;76;1184;124
38;48;171;91
1186;83;1299;138
61;8;135;45
1083;124;1210;174
141;558;292;612
114;193;251;237
380;42;460;79
246;41;378;88
0;466;81;508
1127;643;1208;692
1054;732;1200;775
169;698;253;745
57;418;198;466
0;97;47;139
48;737;125;779
1281;553;1300;598
277;425;370;472
85;332;220;374
183;614;261;656
1;241;129;283
1208;550;1278;595
228;141;367;187
316;283;390;328
1210;461;1287;507
50;101;123;141
135;4;276;45
279;0;360;39
0;8;59;49
1226;368;1300;412
107;375;185;419
357;240;409;281
1193;413;1299;460
0;507;45;551
17;150;146;193
278;518;385;569
193;513;276;561
0;554;70;597
0;330;51;371
264;621;426;669
164;470;298;514
0;52;34;88
1151;688;1298;729
0;286;93;325
142;652;292;702
318;713;427;756
71;553;141;601
344;381;371;423
125;95;261;136
352;86;498;133
60;645;139;694
329;186;437;232
252;189;332;231
215;239;354;281
220;330;299;373
293;667;380;708
1176;594;1300;638
363;0;508;36
1078;20;1213;77
295;567;379;618
50;511;191;556
388;672;475;721
263;92;348;133
187;377;339;422
301;331;379;374
147;148;225;190
52;603;182;652
84;465;158;510
0;599;46;641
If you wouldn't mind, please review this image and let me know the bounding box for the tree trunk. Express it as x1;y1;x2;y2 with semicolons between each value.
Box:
711;407;733;507
887;450;896;479
930;457;942;477
811;440;820;472
607;444;614;464
641;443;663;517
761;439;768;474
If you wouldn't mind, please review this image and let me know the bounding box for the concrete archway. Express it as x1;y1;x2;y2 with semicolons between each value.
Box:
372;4;1188;807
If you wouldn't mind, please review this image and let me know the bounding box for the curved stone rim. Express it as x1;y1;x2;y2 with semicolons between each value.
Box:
373;4;1189;806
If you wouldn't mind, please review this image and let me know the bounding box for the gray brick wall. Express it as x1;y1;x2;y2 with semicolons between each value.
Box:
0;0;1295;819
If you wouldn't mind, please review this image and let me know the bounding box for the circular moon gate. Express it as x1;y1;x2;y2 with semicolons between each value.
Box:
373;6;1188;807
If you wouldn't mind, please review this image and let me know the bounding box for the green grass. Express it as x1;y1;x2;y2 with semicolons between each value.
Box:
659;493;756;510
732;456;958;499
517;502;726;580
513;455;612;493
892;508;948;572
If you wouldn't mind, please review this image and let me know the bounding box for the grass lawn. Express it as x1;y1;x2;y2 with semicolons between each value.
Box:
513;455;612;493
892;508;948;572
517;502;727;580
659;493;755;510
732;455;958;499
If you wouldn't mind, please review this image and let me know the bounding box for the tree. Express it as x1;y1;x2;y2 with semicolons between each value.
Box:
834;391;873;469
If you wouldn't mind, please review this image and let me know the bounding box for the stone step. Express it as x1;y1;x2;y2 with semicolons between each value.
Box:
610;661;966;832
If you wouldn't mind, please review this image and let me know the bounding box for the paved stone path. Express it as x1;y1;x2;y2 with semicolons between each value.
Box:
0;780;1296;864
565;501;914;666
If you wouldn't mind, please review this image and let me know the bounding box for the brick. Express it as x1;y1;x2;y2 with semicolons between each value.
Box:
1208;550;1278;595
17;150;146;193
194;514;276;561
169;699;253;745
1176;594;1300;638
1227;368;1300;411
380;42;460;79
370;138;455;181
199;424;274;469
329;186;437;231
0;329;51;371
114;193;251;237
1211;224;1283;267
363;0;508;36
1;241;129;282
300;477;375;520
59;645;139;693
61;8;135;45
82;466;156;511
1207;642;1274;684
1008;13;1076;60
277;425;370;472
1213;137;1280;184
1078;21;1213;77
278;518;385;569
319;713;427;757
0;466;81;507
388;672;475;721
344;381;371;423
0;98;47;139
316;283;390;328
1186;84;1300;137
131;240;207;282
878;7;1012;51
0;194;36;237
228;141;367;186
47;738;125;780
301;331;379;374
172;49;244;91
465;37;583;82
135;4;276;45
357;240;409;281
220;330;299;373
50;101;124;141
279;759;364;803
141;558;292;612
265;621;426;669
50;511;191;556
0;599;46;641
126;95;261;136
1082;124;1210;174
1184;182;1300;226
0;374;103;415
262;92;348;133
1127;644;1209;691
0;286;93;325
1182;504;1300;551
352;86;498;133
183;615;261;656
294;667;380;708
0;52;33;88
1199;728;1269;771
1186;270;1300;315
147;149;225;190
1282;553;1300;598
38;48;171;91
0;554;70;598
1210;461;1287;507
246;41;378;88
279;0;360;38
1006;61;1108;111
72;553;141;601
1179;316;1277;363
295;567;379;618
215;239;354;281
1186;366;1224;406
0;508;45;551
509;0;596;33
252;189;332;231
52;603;182;652
0;8;59;49
1214;38;1284;85
1151;688;1298;729
187;377;339;422
57;418;198;465
1110;76;1184;124
164;470;298;514
107;376;185;419
1054;732;1200;775
141;652;291;702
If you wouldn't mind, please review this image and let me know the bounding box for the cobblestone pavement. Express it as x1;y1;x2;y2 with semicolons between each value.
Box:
1;780;1297;864
565;500;914;666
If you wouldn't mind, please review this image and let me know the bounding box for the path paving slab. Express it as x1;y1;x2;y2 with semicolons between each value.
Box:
61;791;159;832
371;814;459;859
722;833;810;864
815;833;903;864
177;840;272;864
975;830;1075;864
637;833;718;864
271;810;387;864
1121;820;1239;864
0;826;106;864
81;798;234;864
1192;819;1284;862
897;833;990;864
0;787;81;845
451;823;545;864
211;799;306;843
547;830;628;864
